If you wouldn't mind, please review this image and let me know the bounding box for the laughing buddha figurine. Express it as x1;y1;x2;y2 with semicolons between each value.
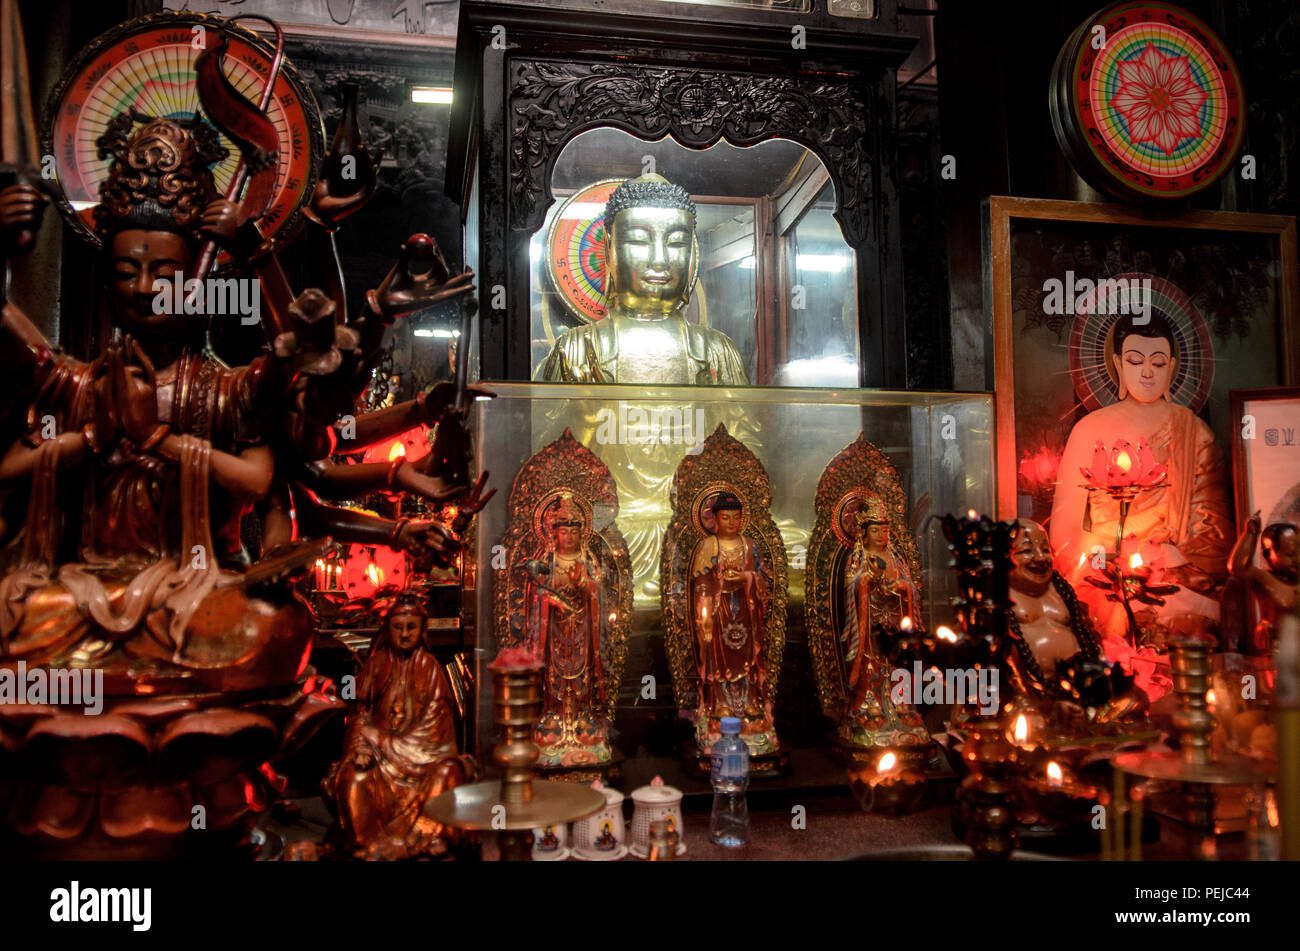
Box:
540;173;750;385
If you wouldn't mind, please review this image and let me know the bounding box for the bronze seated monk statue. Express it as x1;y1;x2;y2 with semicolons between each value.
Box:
325;593;476;859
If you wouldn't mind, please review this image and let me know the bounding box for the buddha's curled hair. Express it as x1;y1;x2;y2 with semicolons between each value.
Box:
93;111;228;240
602;174;696;235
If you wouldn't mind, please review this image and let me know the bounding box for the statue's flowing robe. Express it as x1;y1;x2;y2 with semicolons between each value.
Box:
524;552;604;719
332;643;469;851
839;545;928;741
691;536;769;688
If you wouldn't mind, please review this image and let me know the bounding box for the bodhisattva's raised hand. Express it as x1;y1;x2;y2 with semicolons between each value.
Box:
370;234;474;320
0;182;46;254
109;337;161;446
311;147;384;228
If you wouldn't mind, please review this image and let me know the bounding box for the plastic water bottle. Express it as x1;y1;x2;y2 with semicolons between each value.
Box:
709;716;749;847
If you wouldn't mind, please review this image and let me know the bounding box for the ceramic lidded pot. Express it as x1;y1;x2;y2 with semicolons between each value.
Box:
531;821;570;861
629;775;685;859
572;782;627;860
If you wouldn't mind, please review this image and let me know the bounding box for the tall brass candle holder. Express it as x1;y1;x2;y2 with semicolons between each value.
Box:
1113;635;1271;860
425;651;604;860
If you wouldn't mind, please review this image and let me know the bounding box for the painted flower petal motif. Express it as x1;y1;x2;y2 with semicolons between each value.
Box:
1134;438;1168;486
1106;439;1139;486
1111;43;1207;157
1080;441;1111;483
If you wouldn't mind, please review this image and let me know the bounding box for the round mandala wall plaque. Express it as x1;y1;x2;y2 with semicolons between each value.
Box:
1050;2;1244;203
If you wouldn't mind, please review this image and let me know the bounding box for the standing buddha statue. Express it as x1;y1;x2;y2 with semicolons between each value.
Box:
691;491;774;753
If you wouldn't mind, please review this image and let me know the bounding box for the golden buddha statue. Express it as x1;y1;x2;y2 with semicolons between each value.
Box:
1049;313;1233;641
539;173;749;386
689;490;776;753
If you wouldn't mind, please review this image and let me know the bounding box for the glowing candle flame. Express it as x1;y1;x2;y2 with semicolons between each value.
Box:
388;440;406;461
936;625;958;643
1116;449;1132;471
878;752;897;773
366;563;384;585
900;616;913;631
1014;714;1029;745
1130;552;1143;570
1206;689;1216;706
966;509;978;519
1046;761;1064;787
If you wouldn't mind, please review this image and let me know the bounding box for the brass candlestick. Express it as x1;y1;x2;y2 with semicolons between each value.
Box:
425;659;604;860
1114;635;1271;860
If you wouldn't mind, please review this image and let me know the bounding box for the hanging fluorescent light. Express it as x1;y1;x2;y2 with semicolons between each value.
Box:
411;86;453;104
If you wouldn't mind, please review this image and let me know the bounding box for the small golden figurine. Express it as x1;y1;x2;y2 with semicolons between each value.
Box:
661;424;787;764
539;173;749;385
494;430;633;769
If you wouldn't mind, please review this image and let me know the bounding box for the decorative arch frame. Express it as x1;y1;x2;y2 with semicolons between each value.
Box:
507;59;875;246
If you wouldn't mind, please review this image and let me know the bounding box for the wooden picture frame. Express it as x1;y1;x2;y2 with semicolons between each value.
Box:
987;196;1300;521
1229;386;1300;530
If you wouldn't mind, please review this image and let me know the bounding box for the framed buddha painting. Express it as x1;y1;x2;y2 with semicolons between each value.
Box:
989;197;1299;520
987;196;1298;645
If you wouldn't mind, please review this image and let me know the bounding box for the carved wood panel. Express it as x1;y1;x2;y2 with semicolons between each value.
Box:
508;59;875;245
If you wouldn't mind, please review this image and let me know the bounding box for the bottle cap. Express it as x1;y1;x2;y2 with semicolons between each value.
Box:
720;716;742;735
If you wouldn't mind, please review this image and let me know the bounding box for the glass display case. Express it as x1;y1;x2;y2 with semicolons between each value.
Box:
447;0;918;385
528;129;859;386
465;384;994;783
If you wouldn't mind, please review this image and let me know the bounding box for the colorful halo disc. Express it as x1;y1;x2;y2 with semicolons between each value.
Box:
41;11;322;257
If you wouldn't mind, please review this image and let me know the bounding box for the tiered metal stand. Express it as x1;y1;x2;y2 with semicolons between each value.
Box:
425;662;604;860
1114;635;1271;860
